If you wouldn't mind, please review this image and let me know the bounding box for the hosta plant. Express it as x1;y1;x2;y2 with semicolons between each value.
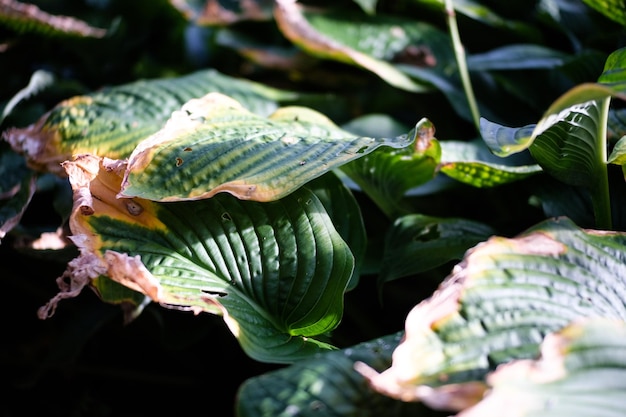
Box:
2;0;626;416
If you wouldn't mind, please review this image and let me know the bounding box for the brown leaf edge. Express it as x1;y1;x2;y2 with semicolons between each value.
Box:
36;154;225;324
354;228;567;412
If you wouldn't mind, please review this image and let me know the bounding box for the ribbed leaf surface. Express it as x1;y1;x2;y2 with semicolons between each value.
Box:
530;96;606;188
307;172;367;291
2;69;298;176
237;333;430;417
460;318;626;417
45;155;354;363
359;217;626;405
120;93;415;202
379;214;495;285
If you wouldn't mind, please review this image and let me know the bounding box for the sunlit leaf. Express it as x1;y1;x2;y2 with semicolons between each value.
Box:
581;0;626;27
274;0;452;92
479;118;536;157
530;97;606;188
237;332;430;417
2;69;301;176
379;214;495;285
120;93;416;202
1;69;54;124
459;318;626;417
0;0;107;37
440;139;541;188
353;0;378;15
40;154;354;363
340;118;440;217
357;217;626;409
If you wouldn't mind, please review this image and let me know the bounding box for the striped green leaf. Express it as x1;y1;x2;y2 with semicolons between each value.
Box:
120;93;415;202
439;139;542;188
2;69;300;176
42;155;354;363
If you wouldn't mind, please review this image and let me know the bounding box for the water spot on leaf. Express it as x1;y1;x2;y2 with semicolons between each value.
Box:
125;200;144;216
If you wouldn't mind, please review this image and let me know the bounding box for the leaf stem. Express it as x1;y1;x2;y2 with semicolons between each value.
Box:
592;96;612;230
445;0;480;131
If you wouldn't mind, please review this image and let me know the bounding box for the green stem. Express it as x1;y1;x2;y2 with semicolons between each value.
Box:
445;0;480;132
592;96;612;230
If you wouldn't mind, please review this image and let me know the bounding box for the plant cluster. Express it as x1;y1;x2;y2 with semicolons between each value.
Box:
2;0;626;416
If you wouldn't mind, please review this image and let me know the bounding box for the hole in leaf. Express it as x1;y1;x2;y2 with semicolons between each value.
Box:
176;157;183;167
202;290;227;297
221;212;232;221
183;147;192;152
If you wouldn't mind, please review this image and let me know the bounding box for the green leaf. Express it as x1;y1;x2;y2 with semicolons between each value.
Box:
340;118;440;218
307;172;367;291
379;214;496;285
236;332;430;417
529;98;607;188
439;139;542;188
358;217;626;408
608;135;626;165
353;0;378;15
41;155;354;363
467;44;570;71
274;0;453;92
2;69;301;176
479;118;536;157
414;0;540;39
1;69;55;124
120;93;415;202
0;0;107;38
581;0;626;27
460;318;626;417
